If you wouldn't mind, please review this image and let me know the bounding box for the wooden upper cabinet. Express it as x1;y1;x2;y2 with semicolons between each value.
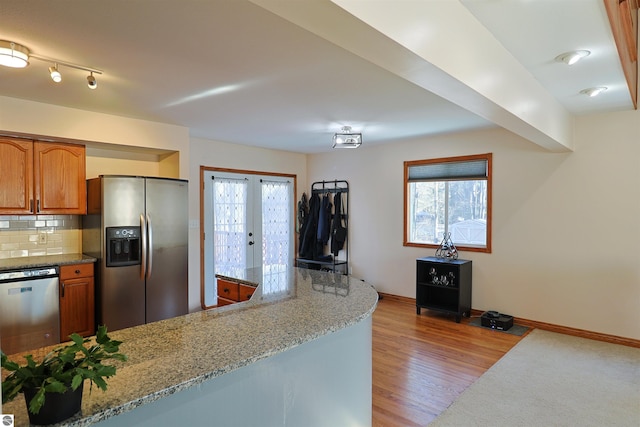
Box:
0;137;34;213
34;142;86;214
0;138;86;215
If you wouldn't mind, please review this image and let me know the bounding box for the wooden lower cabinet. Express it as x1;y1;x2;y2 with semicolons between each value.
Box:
217;278;256;306
59;263;95;340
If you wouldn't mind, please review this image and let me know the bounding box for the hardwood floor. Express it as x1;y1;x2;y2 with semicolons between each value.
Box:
372;295;526;426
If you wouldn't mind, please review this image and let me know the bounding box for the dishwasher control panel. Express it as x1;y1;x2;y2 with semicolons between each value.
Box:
0;266;58;282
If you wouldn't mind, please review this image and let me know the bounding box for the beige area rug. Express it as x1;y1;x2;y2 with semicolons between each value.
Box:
430;329;640;426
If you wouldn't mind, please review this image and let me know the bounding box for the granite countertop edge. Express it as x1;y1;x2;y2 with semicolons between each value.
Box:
0;253;96;271
75;302;377;425
3;268;379;427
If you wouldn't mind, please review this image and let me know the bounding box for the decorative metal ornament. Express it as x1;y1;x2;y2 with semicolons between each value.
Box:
435;232;458;261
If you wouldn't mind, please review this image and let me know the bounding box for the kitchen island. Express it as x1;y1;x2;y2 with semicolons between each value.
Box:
2;267;378;426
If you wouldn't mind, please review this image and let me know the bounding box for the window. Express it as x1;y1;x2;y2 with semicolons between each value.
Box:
404;153;492;253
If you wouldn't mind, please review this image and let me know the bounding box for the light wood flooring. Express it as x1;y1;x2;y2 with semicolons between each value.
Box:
372;295;525;426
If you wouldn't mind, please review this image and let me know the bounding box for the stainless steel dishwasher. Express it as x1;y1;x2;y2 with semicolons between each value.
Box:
0;266;60;355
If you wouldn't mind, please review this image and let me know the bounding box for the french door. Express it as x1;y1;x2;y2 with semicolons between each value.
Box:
203;170;294;307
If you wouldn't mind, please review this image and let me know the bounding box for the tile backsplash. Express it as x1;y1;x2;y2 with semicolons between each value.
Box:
0;215;82;259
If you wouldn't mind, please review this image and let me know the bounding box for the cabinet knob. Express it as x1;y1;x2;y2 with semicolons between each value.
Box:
75;269;81;274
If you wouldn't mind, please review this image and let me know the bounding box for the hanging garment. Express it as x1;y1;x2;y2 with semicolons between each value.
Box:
299;192;320;259
297;192;308;234
331;191;347;256
317;193;333;245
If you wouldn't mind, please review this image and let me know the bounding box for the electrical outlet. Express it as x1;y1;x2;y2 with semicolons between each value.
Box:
38;233;47;244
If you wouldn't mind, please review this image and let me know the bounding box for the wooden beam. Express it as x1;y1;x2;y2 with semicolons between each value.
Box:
604;0;638;108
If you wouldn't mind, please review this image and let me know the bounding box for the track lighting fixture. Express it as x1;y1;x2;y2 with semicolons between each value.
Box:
49;64;62;83
0;39;102;89
87;72;97;89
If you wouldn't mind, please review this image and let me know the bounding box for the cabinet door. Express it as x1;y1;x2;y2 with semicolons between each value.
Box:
0;137;34;214
34;142;86;214
60;264;95;339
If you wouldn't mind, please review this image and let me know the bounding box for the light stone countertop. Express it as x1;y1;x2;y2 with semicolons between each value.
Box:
2;267;379;426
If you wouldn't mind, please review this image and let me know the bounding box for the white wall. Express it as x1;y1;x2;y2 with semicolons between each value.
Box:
0;96;190;178
2;95;637;339
308;109;640;340
188;137;308;311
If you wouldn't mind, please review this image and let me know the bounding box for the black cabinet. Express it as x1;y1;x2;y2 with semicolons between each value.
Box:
416;257;472;323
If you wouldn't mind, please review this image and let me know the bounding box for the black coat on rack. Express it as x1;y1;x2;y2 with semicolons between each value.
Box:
317;193;333;245
331;191;346;256
299;192;321;259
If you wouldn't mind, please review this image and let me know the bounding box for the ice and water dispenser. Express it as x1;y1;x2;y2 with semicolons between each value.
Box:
106;227;141;267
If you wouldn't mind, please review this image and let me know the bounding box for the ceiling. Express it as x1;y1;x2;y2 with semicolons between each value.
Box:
0;0;633;154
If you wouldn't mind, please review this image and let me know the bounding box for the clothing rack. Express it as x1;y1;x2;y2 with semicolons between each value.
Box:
297;180;349;274
311;180;349;194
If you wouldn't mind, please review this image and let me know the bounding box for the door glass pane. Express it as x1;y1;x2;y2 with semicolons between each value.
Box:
261;180;291;295
213;178;248;278
261;180;291;266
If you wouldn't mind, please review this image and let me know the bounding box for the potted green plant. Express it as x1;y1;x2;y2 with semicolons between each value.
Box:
1;325;127;425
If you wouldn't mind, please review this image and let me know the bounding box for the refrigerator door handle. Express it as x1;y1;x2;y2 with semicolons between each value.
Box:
146;213;153;280
140;213;147;280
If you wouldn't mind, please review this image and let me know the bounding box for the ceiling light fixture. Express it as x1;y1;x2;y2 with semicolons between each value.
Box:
555;50;591;65
0;39;103;89
333;126;362;149
0;40;30;68
87;72;97;89
580;87;608;97
49;64;62;83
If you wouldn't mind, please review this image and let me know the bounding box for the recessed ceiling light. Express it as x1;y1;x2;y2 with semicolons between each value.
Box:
555;50;591;65
580;87;607;97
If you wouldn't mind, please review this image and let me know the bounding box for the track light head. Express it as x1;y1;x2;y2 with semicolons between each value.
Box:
87;72;97;89
48;64;62;83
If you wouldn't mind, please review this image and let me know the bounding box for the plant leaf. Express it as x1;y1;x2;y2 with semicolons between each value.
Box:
71;374;84;390
92;375;108;391
28;387;47;414
44;380;67;394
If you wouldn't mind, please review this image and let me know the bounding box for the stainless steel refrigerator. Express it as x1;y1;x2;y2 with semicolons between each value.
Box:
83;175;188;331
